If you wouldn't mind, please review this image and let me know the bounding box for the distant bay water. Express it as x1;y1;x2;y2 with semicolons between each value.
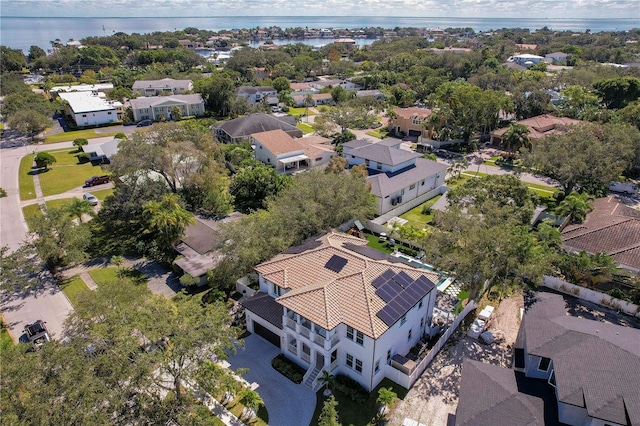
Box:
1;16;639;53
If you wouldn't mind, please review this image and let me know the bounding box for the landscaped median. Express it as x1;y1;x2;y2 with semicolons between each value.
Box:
19;154;37;201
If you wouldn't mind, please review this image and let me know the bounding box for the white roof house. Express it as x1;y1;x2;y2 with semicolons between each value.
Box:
57;91;122;127
132;78;193;96
50;83;114;93
128;94;205;122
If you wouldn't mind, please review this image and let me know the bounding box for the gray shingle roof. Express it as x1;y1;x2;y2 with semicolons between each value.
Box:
128;94;203;109
215;114;303;140
347;142;420;166
241;292;283;329
523;292;640;425
455;360;546;426
236;86;276;95
132;78;192;90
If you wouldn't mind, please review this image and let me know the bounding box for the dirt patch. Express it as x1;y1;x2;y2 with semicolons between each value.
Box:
387;294;523;426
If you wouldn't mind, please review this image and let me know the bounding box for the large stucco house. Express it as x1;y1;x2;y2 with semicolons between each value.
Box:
236;86;278;106
342;139;447;216
57;91;122;127
251;130;335;173
242;232;440;392
132;78;193;96
387;107;433;138
127;94;205;122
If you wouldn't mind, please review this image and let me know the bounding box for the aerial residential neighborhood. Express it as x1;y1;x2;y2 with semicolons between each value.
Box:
1;11;640;426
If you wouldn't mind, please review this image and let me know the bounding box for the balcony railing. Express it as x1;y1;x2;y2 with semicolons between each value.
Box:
313;333;325;346
288;345;297;355
300;327;310;338
330;334;340;348
330;360;338;372
301;352;311;363
285;317;297;330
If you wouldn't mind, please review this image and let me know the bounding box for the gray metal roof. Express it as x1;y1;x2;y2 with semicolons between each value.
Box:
367;158;447;197
214;113;302;139
241;292;283;329
347;142;420;166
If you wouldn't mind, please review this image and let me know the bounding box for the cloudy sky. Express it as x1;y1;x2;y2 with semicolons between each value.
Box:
1;0;638;19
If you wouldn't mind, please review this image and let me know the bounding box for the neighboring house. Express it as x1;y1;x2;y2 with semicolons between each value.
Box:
546;51;569;64
290;82;318;96
561;196;640;274
127;94;205;122
57;91;122;127
178;39;203;49
490;114;584;145
455;292;640;426
292;93;333;106
174;214;242;285
427;47;473;54
356;89;386;100
132;78;193;96
388;107;433;138
242;231;440;392
82;137;120;163
308;79;359;91
214;113;302;144
509;54;545;67
342;139;447;215
251;129;335;172
515;43;538;51
253;67;271;80
50;83;114;93
236;86;278;106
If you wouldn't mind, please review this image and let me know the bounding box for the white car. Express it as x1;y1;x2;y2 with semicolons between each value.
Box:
83;193;99;206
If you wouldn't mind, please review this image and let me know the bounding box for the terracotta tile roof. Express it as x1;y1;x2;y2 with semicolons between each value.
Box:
562;197;640;270
491;114;585;140
251;129;304;155
255;232;439;338
298;135;334;158
393;107;433;120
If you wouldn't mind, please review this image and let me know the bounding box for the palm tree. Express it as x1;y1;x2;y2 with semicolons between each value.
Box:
376;387;397;416
238;388;264;420
111;255;125;277
500;124;531;153
556;192;593;224
304;93;314;123
66;198;93;223
143;193;195;249
318;370;335;396
446;159;468;180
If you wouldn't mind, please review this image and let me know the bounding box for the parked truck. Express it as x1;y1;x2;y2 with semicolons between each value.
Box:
609;181;639;194
85;175;111;187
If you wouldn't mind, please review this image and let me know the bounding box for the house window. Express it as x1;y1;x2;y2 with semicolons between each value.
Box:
374;359;381;374
407;329;412;341
355;359;363;373
387;349;392;364
365;159;370;167
420;318;424;328
356;331;364;346
82;114;87;117
400;314;407;326
272;283;282;296
331;350;337;363
346;353;354;368
421;180;425;186
376;163;382;170
409;183;416;190
538;357;551;372
346;326;354;341
419;298;423;309
259;145;262;149
401;189;405;195
107;112;112;115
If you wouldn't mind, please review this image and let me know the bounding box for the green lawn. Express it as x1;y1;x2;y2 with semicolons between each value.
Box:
37;149;107;197
22;203;43;224
46;198;75;211
90;188;114;200
1;320;14;349
225;397;268;426
365;232;394;254
89;267;148;290
297;123;314;133
288;107;316;116
310;378;408;426
19;154;37;201
366;128;389;139
44;128;119;144
60;276;90;306
399;196;441;229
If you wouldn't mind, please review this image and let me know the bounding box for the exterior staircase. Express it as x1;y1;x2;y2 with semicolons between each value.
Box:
303;365;322;391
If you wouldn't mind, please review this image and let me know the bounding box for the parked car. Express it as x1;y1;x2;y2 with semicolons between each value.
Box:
24;320;51;349
85;175;110;187
83;193;99;206
136;119;152;127
609;181;638;194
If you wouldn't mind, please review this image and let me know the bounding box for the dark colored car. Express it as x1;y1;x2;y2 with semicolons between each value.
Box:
136;119;152;127
24;320;51;348
85;175;110;186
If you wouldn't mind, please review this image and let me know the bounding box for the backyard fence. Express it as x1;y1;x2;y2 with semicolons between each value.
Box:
385;300;477;389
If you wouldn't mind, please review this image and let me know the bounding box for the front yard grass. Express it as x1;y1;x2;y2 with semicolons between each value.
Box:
225;397;268;426
90;188;114;200
366;128;389;139
310;378;408;426
1;320;14;349
297;123;314;133
44;128;118;144
89;267;148;290
22;203;43;225
19;154;37;201
38;148;107;197
60;276;90;306
288;107;316;116
365;232;394;254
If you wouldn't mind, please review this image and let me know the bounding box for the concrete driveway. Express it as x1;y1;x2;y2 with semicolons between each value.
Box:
226;334;317;426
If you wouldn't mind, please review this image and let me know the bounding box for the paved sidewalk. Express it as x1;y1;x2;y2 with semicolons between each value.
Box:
79;272;98;290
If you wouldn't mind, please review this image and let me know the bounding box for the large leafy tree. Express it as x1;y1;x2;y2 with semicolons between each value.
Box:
593;77;640;109
7;110;51;141
194;73;236;117
523;123;640;197
229;162;291;213
143;193;195;250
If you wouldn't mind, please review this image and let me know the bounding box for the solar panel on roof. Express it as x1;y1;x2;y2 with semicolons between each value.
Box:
394;271;413;287
376;309;396;326
324;254;348;273
371;275;387;289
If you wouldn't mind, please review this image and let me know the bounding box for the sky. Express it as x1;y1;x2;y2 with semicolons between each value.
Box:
1;0;639;19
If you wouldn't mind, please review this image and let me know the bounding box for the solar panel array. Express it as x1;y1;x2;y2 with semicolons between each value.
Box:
374;270;435;327
324;254;348;273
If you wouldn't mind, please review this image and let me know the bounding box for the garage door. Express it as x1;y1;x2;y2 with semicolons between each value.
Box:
408;129;422;137
253;322;281;348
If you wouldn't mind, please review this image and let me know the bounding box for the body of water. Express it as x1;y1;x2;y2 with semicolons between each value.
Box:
1;16;638;53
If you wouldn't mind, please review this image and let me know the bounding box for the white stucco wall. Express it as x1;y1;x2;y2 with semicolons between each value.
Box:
73;109;117;126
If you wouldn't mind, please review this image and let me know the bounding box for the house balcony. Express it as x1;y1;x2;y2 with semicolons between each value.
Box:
300;326;310;338
330;359;339;372
301;352;311;363
285;317;297;330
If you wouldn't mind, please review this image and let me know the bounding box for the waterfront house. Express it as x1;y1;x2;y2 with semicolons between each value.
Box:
242;231;440;392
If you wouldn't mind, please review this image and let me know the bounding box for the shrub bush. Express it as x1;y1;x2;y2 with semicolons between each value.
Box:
76;152;90;163
421;204;432;215
271;354;305;384
334;374;368;403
